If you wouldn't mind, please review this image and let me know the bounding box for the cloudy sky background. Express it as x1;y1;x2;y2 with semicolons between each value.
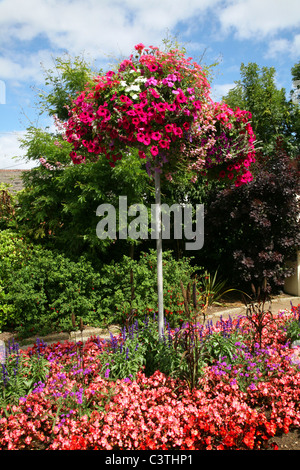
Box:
0;0;299;169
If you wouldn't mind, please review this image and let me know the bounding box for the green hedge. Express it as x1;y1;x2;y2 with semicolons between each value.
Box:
0;230;103;335
0;231;201;336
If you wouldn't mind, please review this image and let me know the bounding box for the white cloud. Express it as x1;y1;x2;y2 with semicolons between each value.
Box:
211;83;236;101
0;50;53;83
0;0;220;60
0;0;223;85
219;0;300;39
0;131;36;169
266;34;300;59
0;81;5;104
0;0;298;88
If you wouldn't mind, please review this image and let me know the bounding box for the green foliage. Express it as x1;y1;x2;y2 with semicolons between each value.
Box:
223;62;299;157
16;151;152;261
99;249;201;327
101;315;246;391
101;318;190;382
100;330;147;381
0;231;104;335
284;319;300;344
0;281;15;332
0;343;49;408
38;53;99;121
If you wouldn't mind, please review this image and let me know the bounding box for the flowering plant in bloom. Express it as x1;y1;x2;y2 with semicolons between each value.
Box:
1;305;300;450
39;157;63;171
189;101;256;186
63;44;256;186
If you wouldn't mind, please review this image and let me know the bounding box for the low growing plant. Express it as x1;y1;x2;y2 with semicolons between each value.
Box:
0;339;49;409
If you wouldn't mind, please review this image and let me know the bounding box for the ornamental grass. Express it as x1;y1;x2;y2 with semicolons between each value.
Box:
1;304;300;450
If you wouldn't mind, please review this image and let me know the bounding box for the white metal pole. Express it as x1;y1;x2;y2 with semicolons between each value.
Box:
155;167;164;341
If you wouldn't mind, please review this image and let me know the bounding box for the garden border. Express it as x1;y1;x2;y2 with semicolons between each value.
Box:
1;295;299;350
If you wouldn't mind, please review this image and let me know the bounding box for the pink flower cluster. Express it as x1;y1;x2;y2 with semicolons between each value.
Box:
0;367;275;450
39;157;63;171
189;101;256;186
1;306;300;450
63;44;256;185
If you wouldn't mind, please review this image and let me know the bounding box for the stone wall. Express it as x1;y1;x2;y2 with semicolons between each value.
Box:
0;170;29;193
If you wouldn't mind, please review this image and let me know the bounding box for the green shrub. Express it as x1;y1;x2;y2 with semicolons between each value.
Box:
99;249;202;327
0;232;203;336
0;340;50;408
0;230;29;280
0;185;16;230
0;281;15;332
5;248;104;336
197;145;300;293
0;231;104;335
0;230;30;330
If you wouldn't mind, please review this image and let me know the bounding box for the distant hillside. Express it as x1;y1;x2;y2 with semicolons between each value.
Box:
0;170;30;193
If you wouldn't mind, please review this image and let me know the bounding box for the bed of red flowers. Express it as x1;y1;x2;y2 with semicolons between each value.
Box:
1;305;300;450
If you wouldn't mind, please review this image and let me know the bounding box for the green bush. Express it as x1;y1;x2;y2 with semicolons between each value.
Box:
0;230;30;330
0;231;203;336
0;230;29;280
0;185;16;231
0;230;104;336
198;145;300;293
6;250;104;336
99;249;202;327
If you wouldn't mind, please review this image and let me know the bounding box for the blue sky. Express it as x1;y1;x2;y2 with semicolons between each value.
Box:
0;0;299;169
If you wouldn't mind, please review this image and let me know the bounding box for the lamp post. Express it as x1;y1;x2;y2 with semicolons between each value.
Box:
155;166;164;341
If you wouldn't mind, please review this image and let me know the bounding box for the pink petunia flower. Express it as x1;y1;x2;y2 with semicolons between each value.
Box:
165;124;173;133
150;145;159;156
159;139;170;149
151;131;162;141
134;43;145;52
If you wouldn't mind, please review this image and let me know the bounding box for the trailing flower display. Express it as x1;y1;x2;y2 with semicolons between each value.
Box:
63;44;256;186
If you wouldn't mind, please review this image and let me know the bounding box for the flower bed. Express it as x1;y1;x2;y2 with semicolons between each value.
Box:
1;305;300;450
